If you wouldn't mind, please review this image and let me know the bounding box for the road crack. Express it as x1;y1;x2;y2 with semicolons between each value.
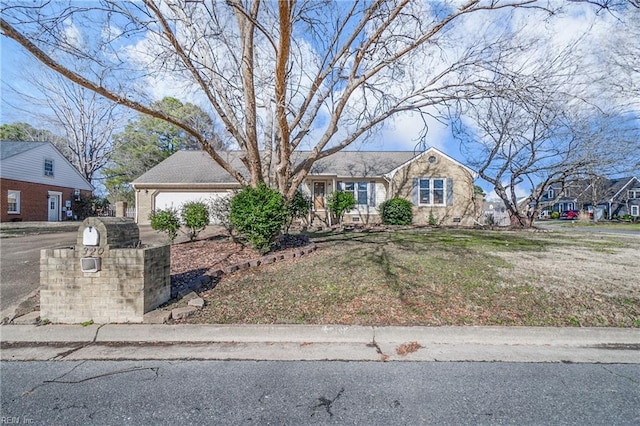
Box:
312;387;345;418
21;362;159;397
600;365;639;384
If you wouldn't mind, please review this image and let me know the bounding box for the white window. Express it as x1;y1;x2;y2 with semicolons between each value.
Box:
628;189;640;199
632;205;639;217
338;181;373;206
44;158;54;177
547;189;555;199
7;190;20;214
419;178;445;206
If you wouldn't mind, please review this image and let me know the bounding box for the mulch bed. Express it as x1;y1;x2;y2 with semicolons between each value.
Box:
170;234;311;291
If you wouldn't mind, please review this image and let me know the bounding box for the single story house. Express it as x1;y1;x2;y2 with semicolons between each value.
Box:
1;141;93;222
132;147;483;227
538;176;640;219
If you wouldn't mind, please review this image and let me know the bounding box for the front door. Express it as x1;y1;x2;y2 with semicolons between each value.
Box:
313;182;326;210
48;193;59;221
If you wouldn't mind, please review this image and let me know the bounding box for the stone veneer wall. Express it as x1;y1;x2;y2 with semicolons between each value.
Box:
40;217;170;324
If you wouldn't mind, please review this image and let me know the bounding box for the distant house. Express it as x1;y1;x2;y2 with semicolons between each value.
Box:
538;176;640;219
132;147;482;227
1;141;93;222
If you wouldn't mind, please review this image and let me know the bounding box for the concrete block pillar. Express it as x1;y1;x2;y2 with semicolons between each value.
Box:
115;201;128;218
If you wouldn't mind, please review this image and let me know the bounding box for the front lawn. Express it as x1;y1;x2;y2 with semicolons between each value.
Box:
184;228;639;327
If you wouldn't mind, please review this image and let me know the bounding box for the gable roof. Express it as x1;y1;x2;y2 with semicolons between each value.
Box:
0;141;49;160
132;151;246;185
385;146;478;179
133;149;438;186
0;140;94;190
545;176;639;204
604;176;639;201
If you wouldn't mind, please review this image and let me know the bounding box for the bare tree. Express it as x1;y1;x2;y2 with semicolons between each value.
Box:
4;67;127;183
1;0;569;201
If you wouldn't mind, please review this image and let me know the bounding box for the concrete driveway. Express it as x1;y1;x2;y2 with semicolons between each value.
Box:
0;222;171;315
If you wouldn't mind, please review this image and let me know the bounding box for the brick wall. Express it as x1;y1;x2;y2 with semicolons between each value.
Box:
1;178;92;222
40;245;170;323
40;218;170;324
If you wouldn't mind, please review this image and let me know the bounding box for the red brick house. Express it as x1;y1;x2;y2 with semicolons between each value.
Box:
1;141;93;222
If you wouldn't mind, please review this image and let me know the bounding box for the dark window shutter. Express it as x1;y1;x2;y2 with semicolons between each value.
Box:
447;178;454;206
337;181;343;191
369;181;376;206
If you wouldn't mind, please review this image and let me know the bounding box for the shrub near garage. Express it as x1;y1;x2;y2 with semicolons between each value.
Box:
181;201;210;241
229;184;287;254
149;208;181;243
379;197;413;225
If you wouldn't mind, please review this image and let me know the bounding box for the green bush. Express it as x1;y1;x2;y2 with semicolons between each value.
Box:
284;190;311;232
229;184;287;254
551;211;560;220
149;208;181;243
327;190;356;225
181;201;210;241
379;197;413;225
428;211;438;226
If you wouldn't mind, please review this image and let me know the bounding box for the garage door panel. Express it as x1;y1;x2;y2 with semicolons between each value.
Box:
154;191;230;224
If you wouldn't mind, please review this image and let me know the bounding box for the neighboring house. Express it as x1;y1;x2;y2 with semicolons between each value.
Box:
132;147;482;226
1;141;93;222
538;176;640;219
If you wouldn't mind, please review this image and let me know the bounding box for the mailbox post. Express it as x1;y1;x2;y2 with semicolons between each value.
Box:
40;217;170;323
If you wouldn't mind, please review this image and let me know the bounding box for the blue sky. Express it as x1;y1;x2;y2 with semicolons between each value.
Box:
1;1;638;200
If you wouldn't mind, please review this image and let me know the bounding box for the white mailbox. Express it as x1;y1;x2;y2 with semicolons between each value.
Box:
82;226;100;246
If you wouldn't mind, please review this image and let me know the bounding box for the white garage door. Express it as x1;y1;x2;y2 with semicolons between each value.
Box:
155;191;230;224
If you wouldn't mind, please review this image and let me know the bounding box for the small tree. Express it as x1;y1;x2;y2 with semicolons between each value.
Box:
149;208;181;243
379;197;413;225
284;190;311;233
208;194;235;238
327;191;356;226
181;201;210;241
229;184;287;254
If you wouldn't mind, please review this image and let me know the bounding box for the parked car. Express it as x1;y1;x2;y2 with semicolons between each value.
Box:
537;210;551;219
560;210;579;220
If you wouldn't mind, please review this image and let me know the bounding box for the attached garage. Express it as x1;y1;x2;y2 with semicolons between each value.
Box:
154;191;229;211
131;151;244;225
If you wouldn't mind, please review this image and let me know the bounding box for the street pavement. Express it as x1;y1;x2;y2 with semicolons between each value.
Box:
2;360;639;425
1;324;639;363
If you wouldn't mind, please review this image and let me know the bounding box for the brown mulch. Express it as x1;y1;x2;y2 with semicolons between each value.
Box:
170;234;311;290
170;238;259;289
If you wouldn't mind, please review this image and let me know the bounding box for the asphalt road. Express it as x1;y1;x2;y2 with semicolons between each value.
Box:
0;231;77;312
1;361;638;425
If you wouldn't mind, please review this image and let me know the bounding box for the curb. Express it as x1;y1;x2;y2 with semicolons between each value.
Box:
1;325;639;363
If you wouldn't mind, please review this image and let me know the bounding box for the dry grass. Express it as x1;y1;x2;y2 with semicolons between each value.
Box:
175;228;639;327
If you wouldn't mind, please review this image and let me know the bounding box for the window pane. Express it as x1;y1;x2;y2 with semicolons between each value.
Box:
7;191;19;213
433;179;444;204
357;182;368;205
44;159;54;176
344;182;354;191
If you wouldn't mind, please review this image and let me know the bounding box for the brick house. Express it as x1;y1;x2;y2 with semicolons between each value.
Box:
132;147;483;227
1;141;93;222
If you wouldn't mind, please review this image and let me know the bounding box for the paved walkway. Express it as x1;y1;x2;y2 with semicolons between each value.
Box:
1;324;638;363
